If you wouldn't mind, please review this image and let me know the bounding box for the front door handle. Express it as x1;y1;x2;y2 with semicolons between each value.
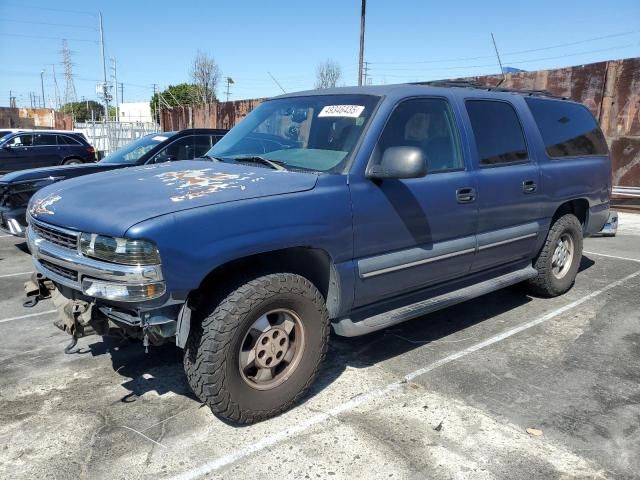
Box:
456;187;476;203
522;180;537;194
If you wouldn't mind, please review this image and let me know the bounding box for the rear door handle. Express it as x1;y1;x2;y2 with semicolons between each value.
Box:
522;180;537;193
456;187;476;203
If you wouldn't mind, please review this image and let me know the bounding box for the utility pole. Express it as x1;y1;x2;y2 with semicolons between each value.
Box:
358;0;366;86
110;57;119;122
225;77;234;102
51;64;60;109
40;69;46;108
99;12;109;122
363;61;370;85
119;82;123;105
152;83;158;126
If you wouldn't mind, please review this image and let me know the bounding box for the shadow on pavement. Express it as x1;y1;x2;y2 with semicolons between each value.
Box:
75;257;598;422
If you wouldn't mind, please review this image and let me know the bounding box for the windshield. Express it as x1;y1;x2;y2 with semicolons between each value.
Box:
99;133;175;165
209;94;380;173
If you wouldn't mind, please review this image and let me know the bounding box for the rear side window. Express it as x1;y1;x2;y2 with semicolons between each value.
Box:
525;98;608;158
33;134;57;146
57;135;82;146
465;100;528;166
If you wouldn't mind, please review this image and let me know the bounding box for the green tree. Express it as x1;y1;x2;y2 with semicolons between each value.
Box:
61;100;106;122
150;83;205;123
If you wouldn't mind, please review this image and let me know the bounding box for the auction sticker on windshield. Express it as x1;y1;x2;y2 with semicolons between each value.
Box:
318;105;365;118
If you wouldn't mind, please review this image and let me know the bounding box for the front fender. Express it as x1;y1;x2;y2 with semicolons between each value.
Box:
126;176;353;298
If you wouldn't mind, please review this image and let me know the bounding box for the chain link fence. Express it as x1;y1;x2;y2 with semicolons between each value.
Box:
74;121;159;158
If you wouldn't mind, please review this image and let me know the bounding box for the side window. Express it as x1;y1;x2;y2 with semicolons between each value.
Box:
33;134;58;146
525;98;608;158
465;100;528;166
153;135;210;163
7;134;33;147
57;135;81;146
372;98;463;173
192;135;214;158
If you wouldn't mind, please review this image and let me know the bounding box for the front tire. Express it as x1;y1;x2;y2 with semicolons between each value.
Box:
526;213;583;297
183;273;329;424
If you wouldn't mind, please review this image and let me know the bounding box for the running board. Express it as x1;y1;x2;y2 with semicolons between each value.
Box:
332;265;537;337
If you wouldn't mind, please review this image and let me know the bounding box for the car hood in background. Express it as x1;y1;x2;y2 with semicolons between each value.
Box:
0;162;118;184
28;160;319;237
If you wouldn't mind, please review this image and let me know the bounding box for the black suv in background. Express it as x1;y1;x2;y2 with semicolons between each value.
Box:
0;128;227;236
0;131;96;174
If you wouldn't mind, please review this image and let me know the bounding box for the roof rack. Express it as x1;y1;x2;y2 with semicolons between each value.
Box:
414;80;567;100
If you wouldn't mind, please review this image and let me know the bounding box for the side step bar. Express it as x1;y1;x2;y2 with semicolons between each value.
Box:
332;265;537;337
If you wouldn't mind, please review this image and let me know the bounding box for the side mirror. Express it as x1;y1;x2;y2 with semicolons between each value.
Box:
2;143;13;150
366;146;427;180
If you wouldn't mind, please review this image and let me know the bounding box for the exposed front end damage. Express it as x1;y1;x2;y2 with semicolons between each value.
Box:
24;214;185;354
45;283;183;353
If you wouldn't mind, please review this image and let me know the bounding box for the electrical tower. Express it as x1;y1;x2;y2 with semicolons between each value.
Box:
61;40;77;114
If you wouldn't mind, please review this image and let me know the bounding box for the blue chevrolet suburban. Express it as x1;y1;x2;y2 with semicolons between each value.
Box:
25;83;611;424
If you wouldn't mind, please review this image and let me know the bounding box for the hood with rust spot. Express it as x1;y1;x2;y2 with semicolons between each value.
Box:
28;160;318;237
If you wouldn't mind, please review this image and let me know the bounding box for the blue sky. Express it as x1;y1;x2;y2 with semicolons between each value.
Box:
0;0;638;107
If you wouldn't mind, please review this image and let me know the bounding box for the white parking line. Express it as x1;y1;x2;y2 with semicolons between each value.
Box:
0;271;32;279
584;251;640;263
0;309;57;324
0;235;12;238
172;268;640;480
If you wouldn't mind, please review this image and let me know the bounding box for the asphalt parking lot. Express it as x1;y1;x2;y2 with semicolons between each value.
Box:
1;214;639;480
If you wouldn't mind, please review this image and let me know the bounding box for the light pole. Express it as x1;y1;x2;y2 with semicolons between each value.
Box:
40;69;46;108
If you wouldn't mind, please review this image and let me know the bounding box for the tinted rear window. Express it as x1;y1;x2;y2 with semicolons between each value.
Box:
57;135;81;145
465;100;528;166
525;98;608;158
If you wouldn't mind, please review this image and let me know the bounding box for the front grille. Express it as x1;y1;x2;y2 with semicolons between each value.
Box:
40;259;78;281
31;221;78;250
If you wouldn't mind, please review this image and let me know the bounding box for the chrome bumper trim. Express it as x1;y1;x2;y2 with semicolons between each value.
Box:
27;223;163;293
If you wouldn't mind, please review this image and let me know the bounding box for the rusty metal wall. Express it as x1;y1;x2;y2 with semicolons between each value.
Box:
160;58;640;193
160;98;266;131
465;58;640;192
0;107;73;130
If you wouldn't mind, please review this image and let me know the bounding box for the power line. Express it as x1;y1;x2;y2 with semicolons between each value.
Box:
372;43;637;74
0;32;98;43
0;1;96;16
0;18;98;30
371;29;640;65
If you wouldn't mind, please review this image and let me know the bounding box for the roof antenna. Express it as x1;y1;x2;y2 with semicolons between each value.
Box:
267;71;287;94
491;33;506;87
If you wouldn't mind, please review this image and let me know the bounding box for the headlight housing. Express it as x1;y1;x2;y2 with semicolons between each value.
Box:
79;233;161;265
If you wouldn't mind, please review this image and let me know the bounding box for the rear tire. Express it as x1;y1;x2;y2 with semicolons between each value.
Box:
63;158;82;165
183;273;329;424
526;213;583;297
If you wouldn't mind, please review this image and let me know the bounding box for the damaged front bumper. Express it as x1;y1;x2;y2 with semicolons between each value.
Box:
25;217;187;348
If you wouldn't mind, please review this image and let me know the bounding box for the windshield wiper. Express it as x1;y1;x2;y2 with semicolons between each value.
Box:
233;155;287;171
197;154;221;161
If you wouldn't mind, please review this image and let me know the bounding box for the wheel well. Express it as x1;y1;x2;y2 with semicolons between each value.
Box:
553;199;588;226
192;247;337;316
